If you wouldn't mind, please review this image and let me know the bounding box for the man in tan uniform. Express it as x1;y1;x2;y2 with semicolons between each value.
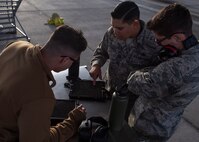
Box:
0;25;87;142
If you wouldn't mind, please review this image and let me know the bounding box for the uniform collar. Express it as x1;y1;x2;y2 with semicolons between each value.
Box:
34;45;56;87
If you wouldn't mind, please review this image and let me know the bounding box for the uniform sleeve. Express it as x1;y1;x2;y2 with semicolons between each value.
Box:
142;29;162;66
127;59;184;98
90;31;110;67
50;108;86;142
18;99;86;142
18;99;55;142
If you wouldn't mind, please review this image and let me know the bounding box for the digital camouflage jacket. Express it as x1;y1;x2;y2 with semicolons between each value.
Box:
91;21;161;91
127;43;199;139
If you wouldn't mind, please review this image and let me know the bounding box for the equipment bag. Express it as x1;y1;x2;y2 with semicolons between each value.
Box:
78;116;109;142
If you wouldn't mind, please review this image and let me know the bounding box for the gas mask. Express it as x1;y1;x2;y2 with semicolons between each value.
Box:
158;45;180;61
158;35;198;62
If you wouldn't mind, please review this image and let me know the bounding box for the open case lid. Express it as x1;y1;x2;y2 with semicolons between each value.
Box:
64;65;110;101
69;80;109;101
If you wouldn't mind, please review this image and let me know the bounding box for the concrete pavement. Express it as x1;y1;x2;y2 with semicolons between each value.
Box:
0;0;199;141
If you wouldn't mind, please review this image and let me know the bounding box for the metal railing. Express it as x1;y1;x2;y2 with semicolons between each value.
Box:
0;0;30;41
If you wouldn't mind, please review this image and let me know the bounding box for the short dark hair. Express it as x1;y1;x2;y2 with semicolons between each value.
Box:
50;25;87;54
147;3;192;37
111;1;140;23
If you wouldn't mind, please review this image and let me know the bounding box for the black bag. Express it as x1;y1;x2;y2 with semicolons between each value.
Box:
78;116;109;142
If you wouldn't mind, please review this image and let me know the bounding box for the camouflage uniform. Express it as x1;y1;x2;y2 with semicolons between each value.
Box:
91;21;161;92
127;43;199;140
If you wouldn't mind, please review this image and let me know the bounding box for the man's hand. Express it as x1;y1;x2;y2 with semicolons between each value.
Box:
76;104;86;115
89;65;102;85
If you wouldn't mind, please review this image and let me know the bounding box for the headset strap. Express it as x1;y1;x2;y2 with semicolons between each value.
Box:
88;116;108;127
